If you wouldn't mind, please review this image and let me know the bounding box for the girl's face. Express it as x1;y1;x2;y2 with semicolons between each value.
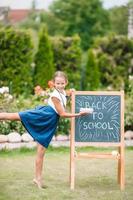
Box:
54;77;67;92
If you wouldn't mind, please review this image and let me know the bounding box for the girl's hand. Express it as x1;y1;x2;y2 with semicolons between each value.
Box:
66;88;75;96
79;111;90;116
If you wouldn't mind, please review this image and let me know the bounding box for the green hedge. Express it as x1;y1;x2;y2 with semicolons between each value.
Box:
51;35;82;89
0;27;82;94
0;27;34;95
34;25;54;88
125;78;133;130
93;35;133;91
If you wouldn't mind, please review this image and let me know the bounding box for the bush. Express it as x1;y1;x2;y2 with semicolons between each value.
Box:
57;118;70;136
0;27;34;95
0;92;71;135
93;35;133;91
51;35;82;89
34;25;54;88
82;49;100;90
125;77;133;130
0;92;46;135
0;121;25;135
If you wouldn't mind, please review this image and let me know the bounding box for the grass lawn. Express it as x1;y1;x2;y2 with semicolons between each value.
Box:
0;146;133;200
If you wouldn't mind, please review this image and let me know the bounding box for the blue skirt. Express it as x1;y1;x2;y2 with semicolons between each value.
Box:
19;105;59;148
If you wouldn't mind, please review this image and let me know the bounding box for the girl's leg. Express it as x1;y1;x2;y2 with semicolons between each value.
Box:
34;143;46;188
0;113;21;121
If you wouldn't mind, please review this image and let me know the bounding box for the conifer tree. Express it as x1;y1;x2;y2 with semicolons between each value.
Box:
84;49;100;90
34;25;54;88
0;28;33;95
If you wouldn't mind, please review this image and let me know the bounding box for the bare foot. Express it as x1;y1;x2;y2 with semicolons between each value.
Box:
33;179;47;189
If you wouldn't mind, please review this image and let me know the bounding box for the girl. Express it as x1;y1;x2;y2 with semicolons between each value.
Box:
0;71;89;189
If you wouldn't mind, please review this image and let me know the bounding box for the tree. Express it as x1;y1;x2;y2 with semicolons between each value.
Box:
125;76;133;130
93;35;133;90
39;12;65;36
0;27;33;95
49;0;110;49
51;35;82;89
34;25;54;88
83;49;100;90
109;6;128;35
128;0;133;7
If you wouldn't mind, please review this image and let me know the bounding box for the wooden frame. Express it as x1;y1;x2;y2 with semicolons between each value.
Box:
70;91;125;190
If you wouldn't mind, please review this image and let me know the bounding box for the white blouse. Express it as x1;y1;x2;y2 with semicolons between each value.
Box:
48;89;67;114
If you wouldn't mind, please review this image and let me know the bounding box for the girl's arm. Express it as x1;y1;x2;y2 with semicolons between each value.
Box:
52;97;87;118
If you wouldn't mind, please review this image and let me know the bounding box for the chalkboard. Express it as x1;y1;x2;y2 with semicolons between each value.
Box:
70;91;125;190
75;94;121;143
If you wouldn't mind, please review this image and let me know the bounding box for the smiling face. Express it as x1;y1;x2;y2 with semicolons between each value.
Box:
54;76;67;93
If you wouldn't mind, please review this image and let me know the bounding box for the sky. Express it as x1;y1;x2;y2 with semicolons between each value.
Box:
103;0;129;9
0;0;129;10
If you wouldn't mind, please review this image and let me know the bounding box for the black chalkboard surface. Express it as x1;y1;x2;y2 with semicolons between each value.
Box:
75;94;121;142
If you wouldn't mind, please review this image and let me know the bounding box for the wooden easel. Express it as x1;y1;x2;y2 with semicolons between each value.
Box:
70;91;125;190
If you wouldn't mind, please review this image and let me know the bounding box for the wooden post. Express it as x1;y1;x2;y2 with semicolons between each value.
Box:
118;147;121;185
119;91;125;190
70;128;75;190
70;93;75;189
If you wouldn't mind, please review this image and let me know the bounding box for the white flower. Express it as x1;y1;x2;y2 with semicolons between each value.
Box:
8;94;13;100
44;99;48;104
0;86;9;94
129;75;133;80
0;88;4;94
3;93;8;98
40;91;47;97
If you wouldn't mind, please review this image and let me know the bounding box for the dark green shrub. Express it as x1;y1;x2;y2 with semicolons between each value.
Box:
0;121;25;135
0;27;34;95
51;35;82;89
57;118;70;136
34;25;54;88
82;49;100;90
93;35;133;91
125;78;133;130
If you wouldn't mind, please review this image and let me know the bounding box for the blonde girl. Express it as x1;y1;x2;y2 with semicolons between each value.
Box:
0;71;89;188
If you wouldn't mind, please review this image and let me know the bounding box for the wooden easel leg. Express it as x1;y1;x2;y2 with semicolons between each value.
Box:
118;147;121;184
70;157;75;190
70;117;75;190
118;147;125;190
120;146;125;190
70;140;75;189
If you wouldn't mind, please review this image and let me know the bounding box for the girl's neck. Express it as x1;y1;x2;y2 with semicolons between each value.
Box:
55;88;65;95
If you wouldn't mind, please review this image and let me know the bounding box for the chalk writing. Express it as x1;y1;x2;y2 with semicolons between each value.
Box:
75;95;121;142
